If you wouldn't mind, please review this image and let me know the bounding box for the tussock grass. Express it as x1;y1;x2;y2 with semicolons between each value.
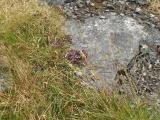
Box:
0;0;160;119
148;0;160;15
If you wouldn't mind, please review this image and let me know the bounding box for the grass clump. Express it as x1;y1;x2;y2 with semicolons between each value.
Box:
0;0;160;120
148;0;160;15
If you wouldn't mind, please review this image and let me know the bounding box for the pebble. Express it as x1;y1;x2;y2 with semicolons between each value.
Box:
86;0;91;5
150;14;155;18
74;6;78;11
105;9;110;12
76;0;84;8
102;1;107;6
135;7;142;14
150;23;156;28
143;72;147;76
139;44;149;54
74;71;83;78
90;2;95;7
106;4;114;11
148;64;152;69
99;15;106;19
120;13;125;16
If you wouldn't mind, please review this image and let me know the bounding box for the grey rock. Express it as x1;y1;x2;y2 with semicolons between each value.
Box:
65;13;160;89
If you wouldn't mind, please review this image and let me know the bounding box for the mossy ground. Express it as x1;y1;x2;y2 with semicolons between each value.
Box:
0;0;160;119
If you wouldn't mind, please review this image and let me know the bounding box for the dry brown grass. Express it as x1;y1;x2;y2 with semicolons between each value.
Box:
148;0;160;15
0;0;65;44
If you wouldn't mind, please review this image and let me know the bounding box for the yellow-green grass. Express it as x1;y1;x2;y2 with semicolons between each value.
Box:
0;0;160;119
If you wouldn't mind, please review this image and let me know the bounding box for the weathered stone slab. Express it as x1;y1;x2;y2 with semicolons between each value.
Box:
65;13;160;88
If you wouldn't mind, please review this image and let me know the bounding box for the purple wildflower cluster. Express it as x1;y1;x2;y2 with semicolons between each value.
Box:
65;49;88;65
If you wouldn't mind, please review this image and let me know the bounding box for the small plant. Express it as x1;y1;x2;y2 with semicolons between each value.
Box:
65;49;88;65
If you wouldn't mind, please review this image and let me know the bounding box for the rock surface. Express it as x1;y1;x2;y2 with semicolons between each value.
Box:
46;0;160;31
65;13;160;89
115;40;160;106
